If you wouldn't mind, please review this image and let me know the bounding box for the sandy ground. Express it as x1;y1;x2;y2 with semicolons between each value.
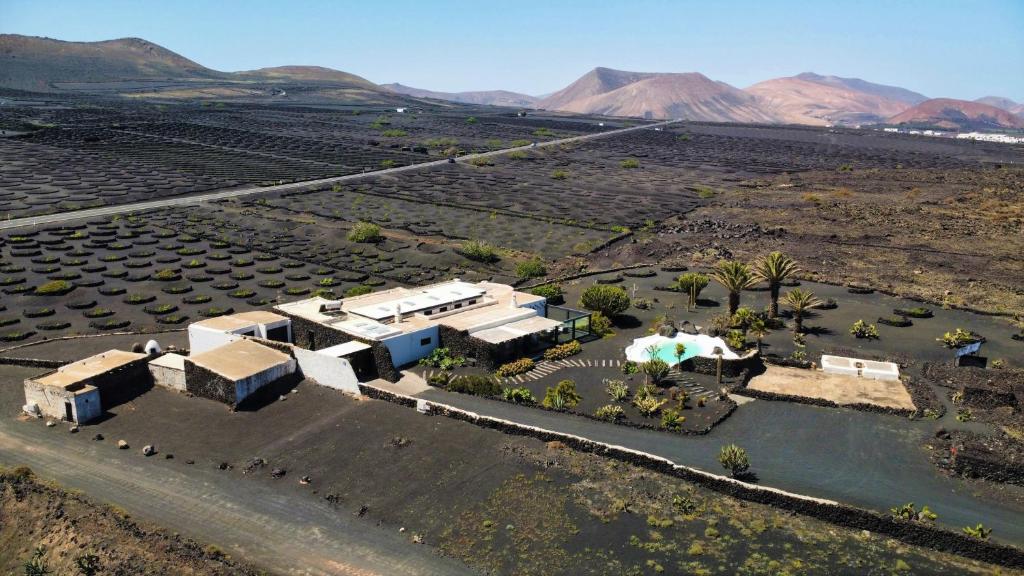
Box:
746;365;916;410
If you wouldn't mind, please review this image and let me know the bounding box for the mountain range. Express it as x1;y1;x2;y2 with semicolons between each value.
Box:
3;34;1022;130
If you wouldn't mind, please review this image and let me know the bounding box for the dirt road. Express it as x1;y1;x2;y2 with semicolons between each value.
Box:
0;418;475;576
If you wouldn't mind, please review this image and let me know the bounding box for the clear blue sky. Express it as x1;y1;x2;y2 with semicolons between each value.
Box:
2;0;1022;100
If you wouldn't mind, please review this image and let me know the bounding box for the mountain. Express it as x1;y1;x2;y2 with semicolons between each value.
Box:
745;73;925;125
537;67;776;122
975;96;1024;117
0;34;381;98
0;34;223;91
887;98;1024;130
382;83;538;107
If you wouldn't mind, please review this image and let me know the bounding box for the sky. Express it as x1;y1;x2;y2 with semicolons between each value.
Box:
2;0;1023;100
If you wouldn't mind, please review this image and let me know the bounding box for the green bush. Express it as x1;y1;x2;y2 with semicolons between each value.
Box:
937;328;980;348
587;312;613;337
620;158;640;169
466;116;478;124
510;139;531;147
380;159;396;169
33;280;74;295
542;379;581;410
604;379;629;401
641;358;671;385
719;444;750;477
661;409;685;430
418;347;466;370
543;340;581;361
515;258;547;279
579;285;630;317
529;284;563;305
850;319;879;339
495;358;535;377
348;222;382;243
380;129;407;137
550;170;568;180
502;386;536;404
632;385;667;417
460;240;499;263
344;285;373;297
595;404;625;421
963;523;992;541
621;360;639;375
447;375;501;397
673;273;709;301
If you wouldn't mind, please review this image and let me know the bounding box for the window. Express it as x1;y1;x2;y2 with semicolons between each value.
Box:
454;303;462;309
439;307;448;312
420;337;432;346
424;310;432;316
468;299;477;305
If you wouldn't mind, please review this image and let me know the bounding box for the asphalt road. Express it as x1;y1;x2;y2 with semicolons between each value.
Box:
0;418;476;576
0;119;678;231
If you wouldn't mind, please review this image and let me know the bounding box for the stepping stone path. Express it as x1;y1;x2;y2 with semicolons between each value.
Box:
665;367;718;400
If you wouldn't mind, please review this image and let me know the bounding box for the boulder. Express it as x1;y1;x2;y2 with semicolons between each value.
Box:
271;467;286;478
117;440;129;449
142;445;156;456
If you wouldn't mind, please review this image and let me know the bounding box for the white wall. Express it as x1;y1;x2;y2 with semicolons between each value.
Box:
23;380;101;423
149;364;186;392
382;325;439;367
293;348;360;395
233;358;297;404
188;325;246;354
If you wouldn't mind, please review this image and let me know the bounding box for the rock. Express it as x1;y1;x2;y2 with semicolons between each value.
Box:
45;420;55;427
165;454;174;459
356;505;368;517
411;534;424;544
279;395;287;401
68;425;79;433
271;467;286;478
93;433;104;441
399;527;406;533
218;462;231;470
117;440;129;449
142;445;156;456
185;459;195;465
300;475;311;485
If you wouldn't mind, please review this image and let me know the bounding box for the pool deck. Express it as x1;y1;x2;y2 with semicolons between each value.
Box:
745;365;915;411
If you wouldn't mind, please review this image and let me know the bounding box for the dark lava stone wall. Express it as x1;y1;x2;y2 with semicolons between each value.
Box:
953;443;1024;487
275;311;396;382
688;350;759;378
183;360;235;406
91;357;152;408
438;325;501;370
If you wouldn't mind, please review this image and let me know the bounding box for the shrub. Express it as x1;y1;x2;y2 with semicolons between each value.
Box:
595;404;625;421
515;258;546;279
533;128;554;137
641;358;671;385
418;347;466;370
895;306;933;318
620;158;640;169
937;328;980;348
719;444;750;477
529;284;563;305
850;319;879;339
502;386;536;404
543;340;581;361
427;372;451;387
510;139;531;147
604;379;629;401
495;358;535;377
633;297;653;310
587;312;613;337
633;394;667;417
890;503;937;523
466;116;478;124
345;285;373;297
622;360;639;375
508;150;528;160
447;375;501;396
673;272;709;300
33;280;74;295
580;285;630;317
460;240;499;263
661;409;685;430
963;523;992;541
725;329;747;350
542;379;581;410
380;159;396;169
550;170;568;180
380;129;407;137
348;222;382;243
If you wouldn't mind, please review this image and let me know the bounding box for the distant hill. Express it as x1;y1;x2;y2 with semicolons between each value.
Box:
0;35;223;91
537;67;776;123
975;96;1024;117
887;98;1024;130
746;73;925;125
382;83;538;107
0;34;382;99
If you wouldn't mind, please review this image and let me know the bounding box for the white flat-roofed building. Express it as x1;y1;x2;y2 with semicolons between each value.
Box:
188;311;291;354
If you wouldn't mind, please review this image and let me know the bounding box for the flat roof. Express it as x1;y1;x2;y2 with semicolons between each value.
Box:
317;341;372;357
149;352;186;371
191;315;258;332
347;280;485;321
472;316;562;344
332;318;403;340
233;310;290;325
35;349;147;389
187;339;292;381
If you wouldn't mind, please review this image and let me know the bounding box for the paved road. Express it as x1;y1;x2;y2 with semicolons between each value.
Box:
0;120;678;231
413;387;1024;546
0;419;476;576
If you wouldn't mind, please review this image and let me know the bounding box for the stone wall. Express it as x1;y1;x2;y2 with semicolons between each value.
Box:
357;382;1024;569
272;311;398;382
437;325;501;370
183;360;235;405
688;349;760;378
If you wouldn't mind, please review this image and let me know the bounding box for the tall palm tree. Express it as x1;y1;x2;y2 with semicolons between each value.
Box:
749;318;770;353
753;252;800;318
711;260;757;316
784;288;823;334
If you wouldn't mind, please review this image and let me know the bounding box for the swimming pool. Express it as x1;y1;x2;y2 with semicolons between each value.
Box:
624;333;739;364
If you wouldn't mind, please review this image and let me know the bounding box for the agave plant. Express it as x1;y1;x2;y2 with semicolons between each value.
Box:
752;252;800;318
711;260;758;316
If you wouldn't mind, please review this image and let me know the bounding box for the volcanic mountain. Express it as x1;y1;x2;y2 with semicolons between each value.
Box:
382;83;538;107
975;96;1024;117
745;72;926;125
537;67;776;122
887;98;1024;130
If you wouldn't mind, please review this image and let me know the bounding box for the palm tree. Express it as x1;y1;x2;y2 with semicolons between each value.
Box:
749;318;770;353
784;288;823;334
711;260;757;316
674;342;687;367
753;252;800;318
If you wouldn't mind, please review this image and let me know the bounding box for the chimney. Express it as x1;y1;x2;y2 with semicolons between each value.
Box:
394;302;402;324
509;292;518;309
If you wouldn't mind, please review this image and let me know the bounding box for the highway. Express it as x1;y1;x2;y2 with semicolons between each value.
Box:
0;119;678;231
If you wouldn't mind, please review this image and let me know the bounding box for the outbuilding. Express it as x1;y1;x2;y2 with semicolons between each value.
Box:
184;339;297;406
23;350;149;424
187;311;291;354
